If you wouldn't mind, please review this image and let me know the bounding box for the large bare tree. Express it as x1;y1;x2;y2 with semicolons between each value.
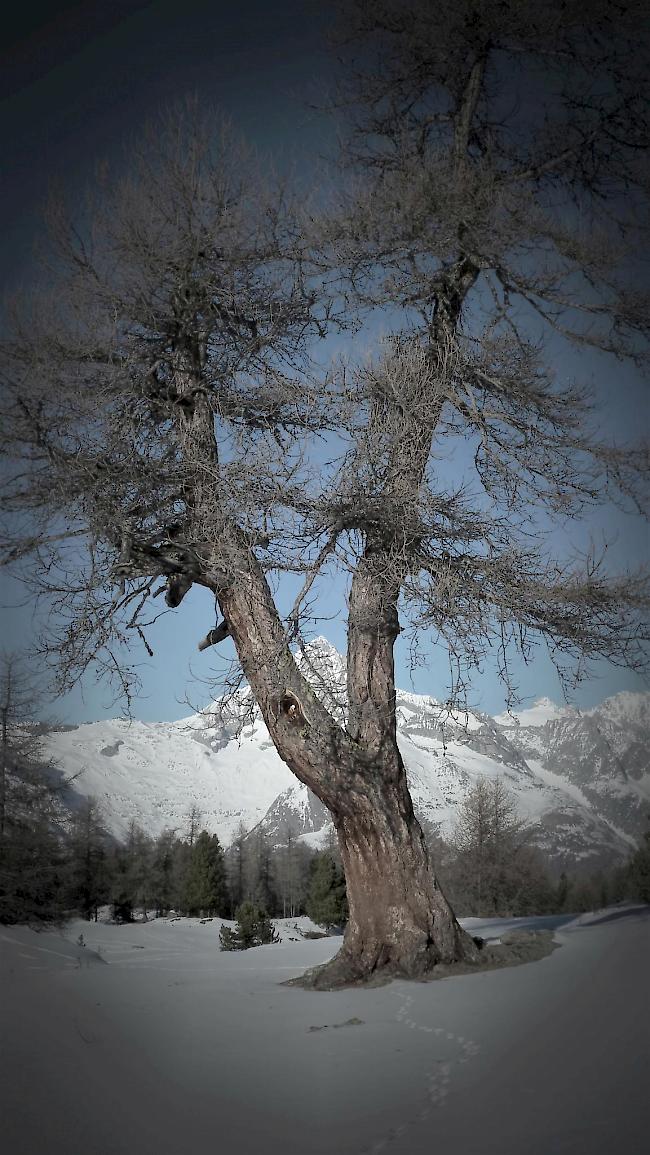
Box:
1;0;649;985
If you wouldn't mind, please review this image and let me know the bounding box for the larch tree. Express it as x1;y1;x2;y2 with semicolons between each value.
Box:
0;652;67;922
1;0;649;985
66;796;111;921
449;777;546;917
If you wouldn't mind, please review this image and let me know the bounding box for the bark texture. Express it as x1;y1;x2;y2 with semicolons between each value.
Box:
323;773;478;986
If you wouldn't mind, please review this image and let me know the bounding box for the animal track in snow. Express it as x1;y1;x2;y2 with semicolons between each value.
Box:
361;988;481;1154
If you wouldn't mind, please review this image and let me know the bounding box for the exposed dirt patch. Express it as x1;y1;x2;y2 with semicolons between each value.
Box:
307;1016;365;1032
421;930;560;981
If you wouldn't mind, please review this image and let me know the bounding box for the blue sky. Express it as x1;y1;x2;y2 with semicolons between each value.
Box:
1;1;648;723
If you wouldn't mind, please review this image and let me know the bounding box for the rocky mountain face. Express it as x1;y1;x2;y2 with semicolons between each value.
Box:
44;639;650;874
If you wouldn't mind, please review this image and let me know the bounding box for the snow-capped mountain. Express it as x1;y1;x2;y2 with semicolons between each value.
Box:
44;639;650;872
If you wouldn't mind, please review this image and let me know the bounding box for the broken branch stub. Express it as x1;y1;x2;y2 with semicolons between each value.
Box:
197;618;230;651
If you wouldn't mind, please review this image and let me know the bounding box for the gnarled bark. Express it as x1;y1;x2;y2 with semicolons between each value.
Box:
312;765;479;988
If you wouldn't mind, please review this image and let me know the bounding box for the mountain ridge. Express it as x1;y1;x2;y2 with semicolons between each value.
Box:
43;638;650;872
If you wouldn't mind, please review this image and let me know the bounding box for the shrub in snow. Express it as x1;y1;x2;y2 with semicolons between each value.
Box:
219;902;280;950
111;898;133;923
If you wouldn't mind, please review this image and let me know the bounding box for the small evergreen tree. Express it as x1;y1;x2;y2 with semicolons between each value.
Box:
183;830;229;916
249;831;279;915
273;826;312;918
219;901;280;950
570;876;599;913
0;652;71;924
108;842;134;923
108;822;154;921
170;837;192;912
184;805;203;847
124;822;154;919
150;829;181;916
305;852;348;930
226;823;248;915
0;789;67;924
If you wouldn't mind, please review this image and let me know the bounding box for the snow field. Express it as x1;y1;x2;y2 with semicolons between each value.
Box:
1;906;648;1154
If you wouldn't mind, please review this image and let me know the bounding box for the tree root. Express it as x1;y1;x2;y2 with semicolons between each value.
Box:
284;930;558;991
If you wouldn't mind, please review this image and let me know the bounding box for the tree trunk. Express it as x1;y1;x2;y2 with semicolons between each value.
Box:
305;756;479;988
203;537;479;986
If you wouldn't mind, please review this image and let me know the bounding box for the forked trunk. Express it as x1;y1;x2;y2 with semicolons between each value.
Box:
167;315;477;988
212;549;478;988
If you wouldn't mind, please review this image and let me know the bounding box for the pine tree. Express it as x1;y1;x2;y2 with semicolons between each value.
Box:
306;852;348;930
150;829;182;916
66;797;111;920
126;822;154;919
0;773;67;924
556;872;571;912
249;831;279;915
183;831;228;916
185;805;203;848
226;823;248;915
108;822;154;921
273;827;312;918
219;901;280;951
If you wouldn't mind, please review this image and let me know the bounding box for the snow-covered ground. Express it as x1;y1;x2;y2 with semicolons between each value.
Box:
1;906;648;1154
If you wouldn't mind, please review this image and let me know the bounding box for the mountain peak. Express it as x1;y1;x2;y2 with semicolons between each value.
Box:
297;637;345;677
296;637;346;712
493;697;572;728
588;691;650;729
303;636;344;660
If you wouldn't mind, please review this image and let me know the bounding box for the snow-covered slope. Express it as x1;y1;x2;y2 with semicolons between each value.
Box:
44;639;650;870
47;714;294;845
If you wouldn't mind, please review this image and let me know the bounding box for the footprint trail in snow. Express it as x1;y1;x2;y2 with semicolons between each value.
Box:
361;988;481;1154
